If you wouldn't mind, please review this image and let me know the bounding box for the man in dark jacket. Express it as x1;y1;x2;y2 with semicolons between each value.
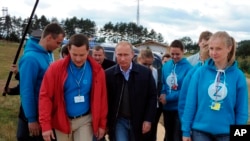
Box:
92;45;116;70
105;41;157;141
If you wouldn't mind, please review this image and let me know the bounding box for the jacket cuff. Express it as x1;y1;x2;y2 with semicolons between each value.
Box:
182;131;191;137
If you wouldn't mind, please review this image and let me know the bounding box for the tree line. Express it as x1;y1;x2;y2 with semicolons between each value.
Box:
1;14;249;73
0;14;164;44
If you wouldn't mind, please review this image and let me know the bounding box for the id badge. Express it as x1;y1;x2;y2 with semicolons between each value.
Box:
211;102;221;111
74;96;85;103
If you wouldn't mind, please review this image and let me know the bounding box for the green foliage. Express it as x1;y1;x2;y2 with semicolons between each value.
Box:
64;17;96;38
236;56;250;75
1;14;250;52
236;40;250;58
100;22;164;44
239;59;249;72
6;32;20;42
179;36;199;53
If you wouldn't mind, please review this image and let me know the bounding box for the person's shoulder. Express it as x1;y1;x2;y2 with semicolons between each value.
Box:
163;59;172;66
187;52;199;59
104;58;116;64
102;58;116;69
228;61;246;78
152;67;157;72
105;64;117;73
133;63;151;74
187;52;200;65
51;58;65;66
19;53;39;65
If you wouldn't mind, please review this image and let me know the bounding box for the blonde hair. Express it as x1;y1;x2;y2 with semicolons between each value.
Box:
138;48;154;59
209;31;236;66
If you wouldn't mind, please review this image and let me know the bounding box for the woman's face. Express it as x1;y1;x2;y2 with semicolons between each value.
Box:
209;38;231;64
170;47;183;63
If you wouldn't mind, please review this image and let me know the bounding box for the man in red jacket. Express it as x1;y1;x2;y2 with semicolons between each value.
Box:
39;34;108;141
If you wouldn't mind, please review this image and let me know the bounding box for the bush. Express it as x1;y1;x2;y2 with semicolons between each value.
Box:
239;59;249;73
248;67;250;74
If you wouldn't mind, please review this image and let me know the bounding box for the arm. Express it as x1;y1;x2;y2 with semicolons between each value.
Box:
181;71;199;137
235;72;249;124
98;69;108;131
144;71;157;123
178;71;192;120
39;65;55;132
19;56;42;136
19;57;39;122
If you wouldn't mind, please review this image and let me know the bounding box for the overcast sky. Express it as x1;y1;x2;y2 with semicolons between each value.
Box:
1;0;250;43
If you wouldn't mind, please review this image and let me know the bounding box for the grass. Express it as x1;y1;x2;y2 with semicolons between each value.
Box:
0;40;249;140
0;40;61;140
0;41;20;140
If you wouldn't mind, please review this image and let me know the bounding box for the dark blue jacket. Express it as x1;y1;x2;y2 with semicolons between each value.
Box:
105;62;157;141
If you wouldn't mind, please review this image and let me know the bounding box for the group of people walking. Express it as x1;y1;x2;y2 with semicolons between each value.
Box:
4;23;249;141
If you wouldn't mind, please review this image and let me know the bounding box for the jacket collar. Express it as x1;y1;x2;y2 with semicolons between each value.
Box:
113;61;140;75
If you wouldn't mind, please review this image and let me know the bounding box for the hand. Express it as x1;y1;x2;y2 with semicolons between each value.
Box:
10;64;18;74
94;128;106;140
42;130;55;141
183;136;192;141
28;122;41;136
159;94;167;105
142;121;151;134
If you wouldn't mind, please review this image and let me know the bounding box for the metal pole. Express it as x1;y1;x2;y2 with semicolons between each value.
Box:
2;0;39;96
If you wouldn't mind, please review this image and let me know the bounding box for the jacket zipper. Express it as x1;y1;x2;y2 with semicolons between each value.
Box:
115;78;125;119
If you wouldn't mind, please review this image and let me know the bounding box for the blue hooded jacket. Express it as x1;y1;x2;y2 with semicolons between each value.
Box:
178;62;203;120
19;37;53;122
161;58;192;111
182;58;249;137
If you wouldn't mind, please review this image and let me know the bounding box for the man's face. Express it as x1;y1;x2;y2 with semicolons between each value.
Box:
92;49;105;64
69;45;89;68
115;44;134;71
47;34;64;51
199;39;209;50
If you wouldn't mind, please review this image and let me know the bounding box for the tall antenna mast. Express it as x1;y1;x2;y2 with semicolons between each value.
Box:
136;0;140;26
2;7;8;17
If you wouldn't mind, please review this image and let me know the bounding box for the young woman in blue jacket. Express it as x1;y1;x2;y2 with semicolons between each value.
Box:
182;31;249;141
159;40;192;141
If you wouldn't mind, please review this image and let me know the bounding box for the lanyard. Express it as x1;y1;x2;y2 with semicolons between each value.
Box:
69;63;86;96
168;63;178;92
215;72;221;99
214;70;224;101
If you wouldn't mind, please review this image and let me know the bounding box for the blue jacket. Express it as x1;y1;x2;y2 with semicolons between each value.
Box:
161;58;192;111
178;62;203;120
19;37;53;122
182;58;249;137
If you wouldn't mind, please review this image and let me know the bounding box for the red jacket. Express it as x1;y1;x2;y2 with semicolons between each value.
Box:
39;55;108;134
